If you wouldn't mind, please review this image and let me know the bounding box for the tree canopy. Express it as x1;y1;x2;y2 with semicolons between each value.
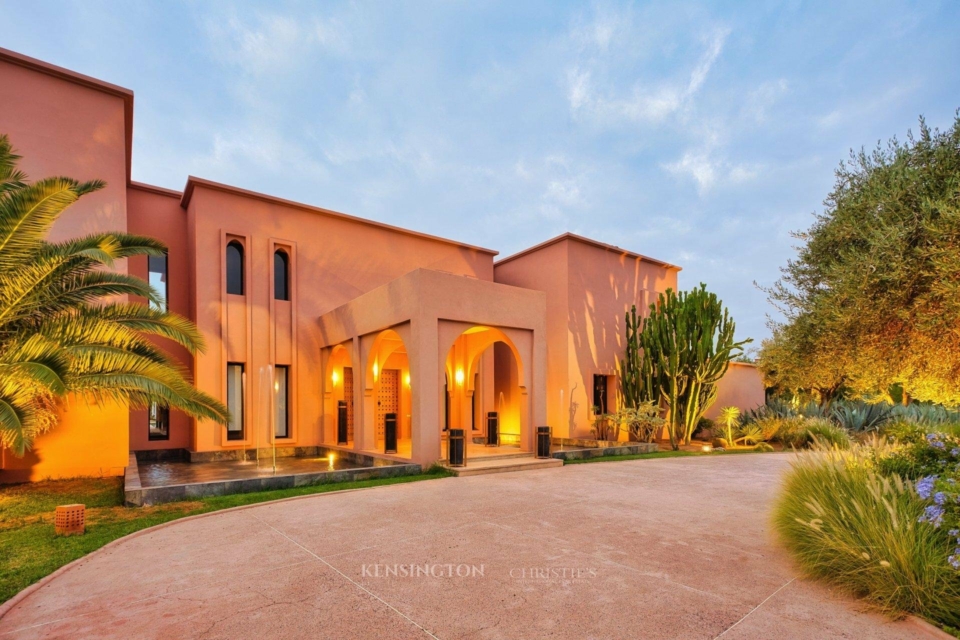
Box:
760;113;960;404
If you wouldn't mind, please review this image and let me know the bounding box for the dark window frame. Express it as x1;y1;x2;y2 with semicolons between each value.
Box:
274;365;290;439
226;241;244;295
147;251;169;312
148;402;170;441
273;249;289;301
227;362;245;440
593;374;611;415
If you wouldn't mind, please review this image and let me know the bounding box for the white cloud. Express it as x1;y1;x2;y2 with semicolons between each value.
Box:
742;79;789;123
205;11;347;75
571;5;631;51
662;151;758;193
566;27;730;127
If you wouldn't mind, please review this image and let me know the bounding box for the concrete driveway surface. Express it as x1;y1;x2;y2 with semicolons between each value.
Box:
0;454;935;639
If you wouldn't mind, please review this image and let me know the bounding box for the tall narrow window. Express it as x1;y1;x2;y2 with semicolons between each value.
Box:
274;365;289;438
227;363;244;440
226;241;244;295
148;252;168;312
274;250;289;301
148;402;169;441
593;374;609;414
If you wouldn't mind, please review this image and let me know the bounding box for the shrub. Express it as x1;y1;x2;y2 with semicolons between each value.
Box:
611;403;664;443
805;418;851;450
878;430;960;480
772;416;811;449
590;408;617;441
774;449;960;626
735;423;764;446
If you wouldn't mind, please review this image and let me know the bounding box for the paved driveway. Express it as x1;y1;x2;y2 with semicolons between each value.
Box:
0;455;932;639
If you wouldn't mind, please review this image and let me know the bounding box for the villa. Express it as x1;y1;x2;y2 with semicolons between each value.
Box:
0;47;763;483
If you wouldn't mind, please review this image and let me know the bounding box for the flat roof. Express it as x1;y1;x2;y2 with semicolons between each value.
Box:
180;176;499;256
129;181;182;198
495;232;681;271
0;47;135;184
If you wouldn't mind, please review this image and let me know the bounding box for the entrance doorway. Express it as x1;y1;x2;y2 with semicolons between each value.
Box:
377;368;400;441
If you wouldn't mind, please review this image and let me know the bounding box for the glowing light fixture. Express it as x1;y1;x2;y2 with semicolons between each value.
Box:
404;372;411;386
701;444;713;453
332;370;340;386
373;361;379;380
455;368;464;386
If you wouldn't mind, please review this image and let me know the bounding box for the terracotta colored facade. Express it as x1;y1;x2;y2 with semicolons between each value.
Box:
0;48;764;481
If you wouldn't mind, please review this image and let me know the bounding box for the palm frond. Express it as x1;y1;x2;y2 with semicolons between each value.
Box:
0;135;27;195
0;177;103;269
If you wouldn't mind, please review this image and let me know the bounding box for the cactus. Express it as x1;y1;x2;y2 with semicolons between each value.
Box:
619;284;751;450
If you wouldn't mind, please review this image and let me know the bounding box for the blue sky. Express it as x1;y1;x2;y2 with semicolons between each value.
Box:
3;1;959;345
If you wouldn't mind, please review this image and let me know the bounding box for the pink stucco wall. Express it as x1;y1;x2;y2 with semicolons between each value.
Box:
0;49;132;480
126;183;194;451
494;234;680;438
706;363;766;420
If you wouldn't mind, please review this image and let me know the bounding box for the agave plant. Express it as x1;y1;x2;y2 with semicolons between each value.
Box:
832;400;893;432
0;135;228;455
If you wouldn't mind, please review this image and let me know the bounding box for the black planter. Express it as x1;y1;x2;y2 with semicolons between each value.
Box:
536;426;552;458
486;411;499;446
384;412;398;454
337;401;348;445
448;428;466;467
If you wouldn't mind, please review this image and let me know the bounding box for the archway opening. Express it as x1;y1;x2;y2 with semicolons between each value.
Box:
442;326;526;461
365;328;411;459
328;343;354;447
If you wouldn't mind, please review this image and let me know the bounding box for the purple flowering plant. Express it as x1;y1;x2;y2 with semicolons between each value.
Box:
911;432;960;571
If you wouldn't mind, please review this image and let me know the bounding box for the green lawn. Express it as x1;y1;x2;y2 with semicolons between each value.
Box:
0;469;452;604
561;448;774;464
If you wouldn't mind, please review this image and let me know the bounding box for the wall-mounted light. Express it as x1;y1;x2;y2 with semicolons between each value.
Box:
373;361;379;381
404;372;411;386
332;370;340;386
455;368;465;386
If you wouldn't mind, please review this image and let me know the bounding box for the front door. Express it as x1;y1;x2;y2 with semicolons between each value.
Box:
377;369;400;441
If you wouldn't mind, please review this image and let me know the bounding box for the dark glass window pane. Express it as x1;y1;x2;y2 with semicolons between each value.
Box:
227;363;244;440
226;242;244;295
148;402;169;440
148;253;168;311
274;365;289;438
593;374;608;414
274;250;289;301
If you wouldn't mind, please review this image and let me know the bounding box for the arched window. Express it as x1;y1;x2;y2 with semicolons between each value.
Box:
274;249;289;301
226;241;244;295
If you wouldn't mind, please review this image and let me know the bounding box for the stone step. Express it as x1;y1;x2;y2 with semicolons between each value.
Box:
448;456;563;477
463;450;530;461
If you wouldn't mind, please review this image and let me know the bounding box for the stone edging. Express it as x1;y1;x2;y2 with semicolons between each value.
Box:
0;474;453;621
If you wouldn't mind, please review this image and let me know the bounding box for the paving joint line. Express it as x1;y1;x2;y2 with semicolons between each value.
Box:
713;577;796;639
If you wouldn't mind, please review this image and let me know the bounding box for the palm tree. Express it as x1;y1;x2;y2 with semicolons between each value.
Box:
0;134;228;455
717;406;740;447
